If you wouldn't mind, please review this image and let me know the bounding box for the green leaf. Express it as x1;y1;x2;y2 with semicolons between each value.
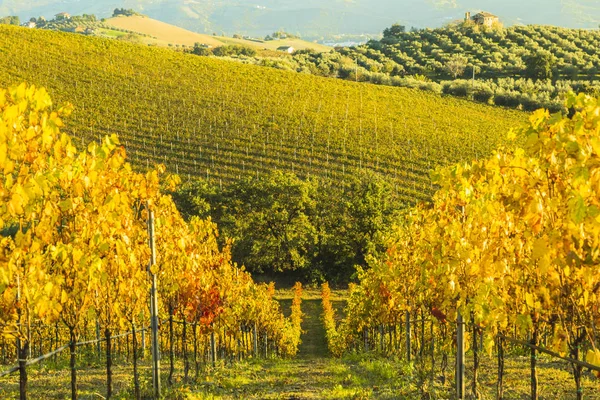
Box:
568;193;586;224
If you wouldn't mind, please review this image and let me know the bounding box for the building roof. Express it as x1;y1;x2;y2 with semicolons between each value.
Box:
55;12;70;16
473;11;498;18
277;46;294;50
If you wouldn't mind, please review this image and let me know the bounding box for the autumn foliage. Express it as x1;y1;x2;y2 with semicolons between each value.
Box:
328;93;600;375
0;84;302;397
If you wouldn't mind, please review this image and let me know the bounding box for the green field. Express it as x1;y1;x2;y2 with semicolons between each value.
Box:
98;28;128;38
2;24;526;204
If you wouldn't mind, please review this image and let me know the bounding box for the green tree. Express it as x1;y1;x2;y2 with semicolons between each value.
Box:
190;42;213;56
173;171;404;282
524;51;555;80
213;44;257;57
561;64;580;80
220;172;317;274
170;179;217;220
313;172;402;282
0;16;20;25
383;24;406;38
445;54;468;79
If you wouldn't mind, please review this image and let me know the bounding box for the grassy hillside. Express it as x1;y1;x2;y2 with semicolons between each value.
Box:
0;25;524;203
105;16;331;52
105;15;225;48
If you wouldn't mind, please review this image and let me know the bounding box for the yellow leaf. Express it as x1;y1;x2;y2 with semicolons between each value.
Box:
532;237;547;261
150;264;159;275
0;143;6;166
8;193;24;215
3;160;14;174
525;293;534;308
587;349;600;366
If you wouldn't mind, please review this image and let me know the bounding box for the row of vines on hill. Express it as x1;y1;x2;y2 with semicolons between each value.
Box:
322;94;600;398
209;24;600;113
0;84;302;399
369;25;600;79
0;25;524;205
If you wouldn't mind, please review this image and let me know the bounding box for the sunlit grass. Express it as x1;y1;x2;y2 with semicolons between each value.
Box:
2;288;599;399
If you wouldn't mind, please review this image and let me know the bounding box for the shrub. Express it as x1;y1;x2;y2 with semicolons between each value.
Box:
494;90;521;108
213;45;257;57
473;87;494;103
418;82;442;94
519;94;542;111
448;81;472;98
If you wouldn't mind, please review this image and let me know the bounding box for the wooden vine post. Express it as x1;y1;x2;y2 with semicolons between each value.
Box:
148;207;161;398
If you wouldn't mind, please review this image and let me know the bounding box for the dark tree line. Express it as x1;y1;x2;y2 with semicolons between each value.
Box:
172;170;403;283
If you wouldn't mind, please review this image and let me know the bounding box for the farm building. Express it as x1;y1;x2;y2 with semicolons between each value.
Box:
277;46;295;54
465;11;499;28
55;12;71;20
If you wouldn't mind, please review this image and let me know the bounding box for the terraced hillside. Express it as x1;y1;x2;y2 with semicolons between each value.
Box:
3;25;524;203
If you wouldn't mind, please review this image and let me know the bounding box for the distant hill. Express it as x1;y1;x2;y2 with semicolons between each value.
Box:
3;0;600;39
105;15;226;48
105;15;331;52
0;24;524;204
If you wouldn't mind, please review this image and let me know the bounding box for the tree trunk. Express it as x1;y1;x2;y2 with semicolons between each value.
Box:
168;312;174;385
132;324;140;400
2;338;7;365
95;321;101;361
472;323;479;398
430;319;435;391
405;311;411;362
38;332;43;365
253;323;258;358
572;337;583;400
105;328;112;399
497;336;504;400
69;328;78;400
211;331;217;365
263;332;267;359
420;309;425;360
530;327;539;400
18;338;28;400
54;324;59;364
126;329;130;361
193;323;199;380
183;319;189;383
